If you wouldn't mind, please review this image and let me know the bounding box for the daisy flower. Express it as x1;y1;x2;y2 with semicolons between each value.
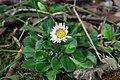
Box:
50;23;71;43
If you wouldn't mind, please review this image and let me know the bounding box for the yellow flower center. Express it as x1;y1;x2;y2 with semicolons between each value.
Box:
56;29;66;38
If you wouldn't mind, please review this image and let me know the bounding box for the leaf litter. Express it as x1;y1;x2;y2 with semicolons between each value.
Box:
0;0;120;80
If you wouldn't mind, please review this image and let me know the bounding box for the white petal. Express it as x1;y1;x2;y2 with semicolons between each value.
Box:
66;36;72;38
50;22;70;43
59;23;63;28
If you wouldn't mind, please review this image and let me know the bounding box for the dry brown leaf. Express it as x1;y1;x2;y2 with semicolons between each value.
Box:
106;14;120;22
74;64;109;80
0;0;19;5
46;0;93;3
114;11;120;17
101;56;118;69
113;0;120;7
87;0;120;22
82;21;94;32
0;27;6;35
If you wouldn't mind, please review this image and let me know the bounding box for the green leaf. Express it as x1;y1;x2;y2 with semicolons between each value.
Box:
37;2;47;11
90;29;99;44
85;51;97;64
21;59;36;71
43;41;53;49
69;57;81;67
32;27;43;33
79;34;89;47
36;50;50;59
22;47;36;59
102;24;114;40
70;57;93;69
79;29;98;47
8;75;19;80
23;36;36;48
66;22;82;34
81;60;93;68
113;41;120;51
22;59;50;72
20;25;42;33
35;62;51;72
69;39;77;48
49;3;65;13
64;48;76;54
29;31;41;41
35;56;47;62
20;25;32;31
35;39;44;50
42;18;54;35
72;50;86;62
60;55;76;72
51;56;62;70
46;70;60;80
64;39;77;54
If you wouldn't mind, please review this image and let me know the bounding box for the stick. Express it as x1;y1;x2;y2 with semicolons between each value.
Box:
73;0;102;61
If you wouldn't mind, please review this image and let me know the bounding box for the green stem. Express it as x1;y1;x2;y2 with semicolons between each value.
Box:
0;56;22;73
32;0;43;29
0;50;20;53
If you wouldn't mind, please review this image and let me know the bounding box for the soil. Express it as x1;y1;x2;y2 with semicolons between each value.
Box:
102;70;120;80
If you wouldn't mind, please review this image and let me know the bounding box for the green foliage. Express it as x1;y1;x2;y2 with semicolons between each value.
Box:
20;25;42;33
36;50;50;59
21;59;36;71
102;24;114;40
70;57;93;69
23;36;36;48
113;41;120;51
35;62;50;72
60;55;76;72
0;0;118;79
72;50;86;63
22;47;36;59
21;19;99;80
29;31;41;41
70;50;96;69
66;22;82;34
51;57;62;70
17;1;114;80
37;2;47;11
64;39;77;54
35;39;44;50
0;56;22;74
85;51;97;64
7;75;19;80
46;70;60;80
21;20;98;79
79;29;98;47
49;3;65;13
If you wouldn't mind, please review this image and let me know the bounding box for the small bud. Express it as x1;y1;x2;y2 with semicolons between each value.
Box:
49;51;53;56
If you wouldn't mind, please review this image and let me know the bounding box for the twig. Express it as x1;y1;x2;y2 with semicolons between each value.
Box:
56;15;103;21
0;45;11;48
46;0;92;3
5;8;51;15
0;0;20;5
73;0;102;61
4;46;23;80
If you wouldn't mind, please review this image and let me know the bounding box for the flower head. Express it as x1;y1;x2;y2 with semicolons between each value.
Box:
50;23;71;43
